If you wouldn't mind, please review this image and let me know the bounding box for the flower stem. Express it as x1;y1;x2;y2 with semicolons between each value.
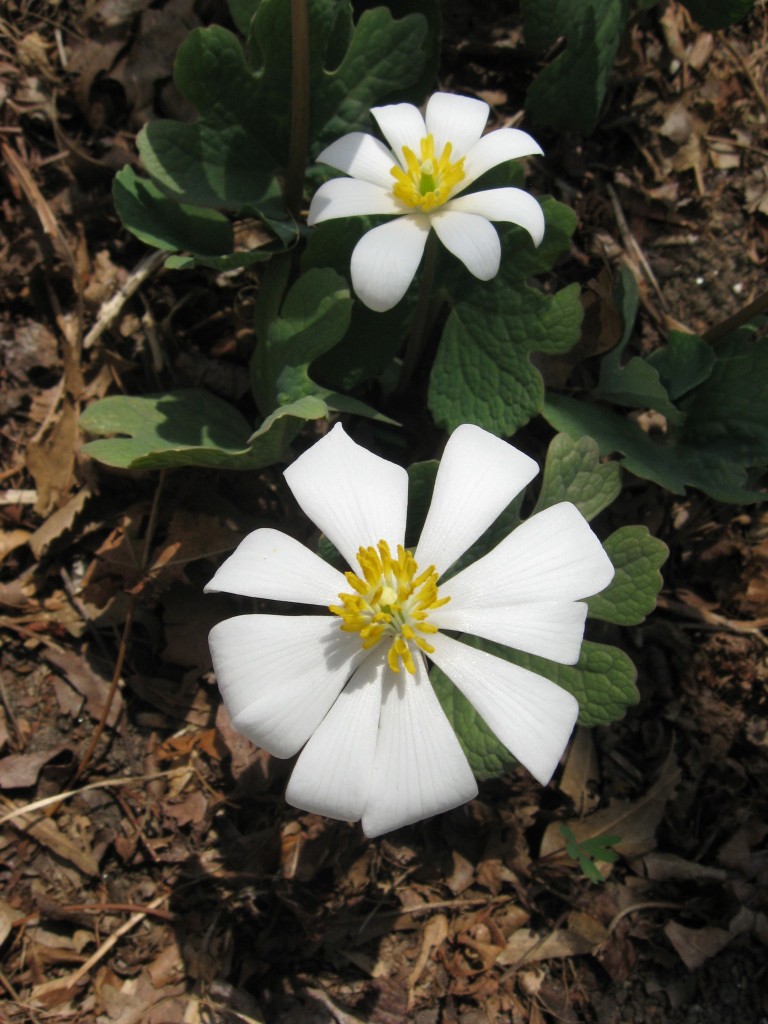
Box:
396;231;440;397
703;286;768;344
285;0;310;221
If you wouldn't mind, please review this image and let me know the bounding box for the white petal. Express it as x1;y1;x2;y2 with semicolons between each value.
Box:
445;188;545;246
425;92;489;158
430;210;500;280
315;131;398;189
370;102;427;165
307;178;402;225
283;423;409;569
432;600;588;665
441;502;615;607
350;214;430;312
460;128;543;189
429;632;579;785
285;653;385;822
414;423;538;578
205;528;346;605
362;656;478;838
208;614;364;758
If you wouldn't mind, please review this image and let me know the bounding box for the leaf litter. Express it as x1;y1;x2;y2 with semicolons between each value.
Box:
0;1;767;1023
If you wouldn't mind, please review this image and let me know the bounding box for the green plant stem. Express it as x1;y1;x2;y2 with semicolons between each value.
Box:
703;286;768;344
286;0;310;221
396;231;440;397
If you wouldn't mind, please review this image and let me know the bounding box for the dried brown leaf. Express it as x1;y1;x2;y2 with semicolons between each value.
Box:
664;920;733;970
0;899;25;946
560;727;600;816
29;487;91;559
641;852;727;883
44;648;124;727
541;749;680;860
496;927;595;966
26;398;79;517
0;528;30;564
4;804;100;875
0;745;70;788
127;674;212;727
446;850;475;896
407;914;449;1007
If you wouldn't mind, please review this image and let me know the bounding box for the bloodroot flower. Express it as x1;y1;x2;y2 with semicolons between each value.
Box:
307;92;545;312
207;424;613;838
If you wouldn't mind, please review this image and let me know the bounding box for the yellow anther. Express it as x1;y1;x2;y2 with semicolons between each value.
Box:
330;539;448;675
390;133;466;212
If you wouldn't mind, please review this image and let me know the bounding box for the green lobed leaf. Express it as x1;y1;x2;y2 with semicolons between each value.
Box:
303;217;420;388
228;0;259;36
434;635;639;776
112;166;233;255
247;394;329;452
481;637;640;727
317;389;400;426
405;460;439;549
448;195;579;295
587;526;668;626
534;433;622;522
681;0;754;28
646;331;715;401
81;390;261;470
676;328;768;466
593;352;684;425
164;250;275;272
429;281;582;436
80;389;328;472
250;268;353;414
431;664;519;780
138;26;282;209
543;392;767;504
138;0;430;213
523;0;629;133
308;4;430;154
592;267;683;424
429;198;582;436
544;323;768;503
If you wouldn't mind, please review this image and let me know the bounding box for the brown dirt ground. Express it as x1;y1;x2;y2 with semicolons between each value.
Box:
1;1;767;1022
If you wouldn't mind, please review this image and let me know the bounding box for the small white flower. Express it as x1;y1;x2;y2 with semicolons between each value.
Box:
307;92;545;312
206;424;613;838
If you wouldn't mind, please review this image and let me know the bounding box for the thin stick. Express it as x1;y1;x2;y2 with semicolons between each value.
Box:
396;230;440;397
66;892;170;989
606;900;684;936
702;287;768;345
285;0;310;220
83;249;167;349
0;968;46;1024
721;37;768;120
0;767;192;827
60;902;175;922
606;183;668;314
0;676;25;751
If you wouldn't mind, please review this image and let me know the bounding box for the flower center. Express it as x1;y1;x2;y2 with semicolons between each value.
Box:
390;134;466;213
329;540;449;675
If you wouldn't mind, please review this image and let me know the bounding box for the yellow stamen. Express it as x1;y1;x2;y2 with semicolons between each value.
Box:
330;540;448;675
390;134;466;213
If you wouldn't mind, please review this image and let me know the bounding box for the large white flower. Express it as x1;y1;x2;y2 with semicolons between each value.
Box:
206;424;613;838
307;92;545;312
